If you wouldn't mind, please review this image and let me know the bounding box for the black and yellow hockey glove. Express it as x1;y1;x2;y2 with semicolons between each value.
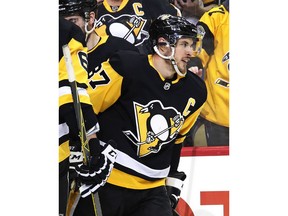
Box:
75;138;117;198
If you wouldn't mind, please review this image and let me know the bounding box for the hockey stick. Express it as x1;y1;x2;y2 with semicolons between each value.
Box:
62;44;103;216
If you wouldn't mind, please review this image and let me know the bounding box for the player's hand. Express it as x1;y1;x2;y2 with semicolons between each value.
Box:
189;66;203;78
166;171;187;209
75;139;117;198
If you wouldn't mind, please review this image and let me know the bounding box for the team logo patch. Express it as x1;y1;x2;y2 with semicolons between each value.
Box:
97;14;148;46
123;100;184;157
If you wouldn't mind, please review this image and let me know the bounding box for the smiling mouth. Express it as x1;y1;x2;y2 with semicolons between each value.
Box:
182;57;191;63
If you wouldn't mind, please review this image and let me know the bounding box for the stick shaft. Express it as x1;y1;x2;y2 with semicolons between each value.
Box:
62;44;90;164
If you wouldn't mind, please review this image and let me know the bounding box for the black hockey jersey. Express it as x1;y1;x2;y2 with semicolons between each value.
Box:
88;50;207;189
87;34;138;90
96;0;180;54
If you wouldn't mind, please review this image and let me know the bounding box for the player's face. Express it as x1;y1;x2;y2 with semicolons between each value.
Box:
174;38;196;73
64;15;85;33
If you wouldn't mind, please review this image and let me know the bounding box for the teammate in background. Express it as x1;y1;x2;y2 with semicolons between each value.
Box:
172;0;223;25
184;0;229;146
59;0;136;215
89;14;207;215
59;0;139;86
95;0;181;54
59;16;117;216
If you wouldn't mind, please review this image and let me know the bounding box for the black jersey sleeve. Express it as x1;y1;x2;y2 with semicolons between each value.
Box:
144;0;179;19
169;144;182;173
109;36;139;53
108;50;145;76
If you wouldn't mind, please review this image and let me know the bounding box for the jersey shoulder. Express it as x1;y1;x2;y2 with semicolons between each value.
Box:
186;72;207;102
108;50;148;76
107;36;139;53
203;3;229;18
88;36;139;72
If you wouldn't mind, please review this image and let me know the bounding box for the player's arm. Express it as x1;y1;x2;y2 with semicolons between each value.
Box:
197;5;227;66
165;143;186;211
165;129;187;210
60;19;117;198
88;50;132;114
166;88;207;210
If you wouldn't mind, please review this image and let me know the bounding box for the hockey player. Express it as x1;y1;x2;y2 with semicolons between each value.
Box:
59;0;136;215
88;14;207;216
59;0;139;89
171;0;225;25
186;0;230;146
59;16;117;216
96;0;181;54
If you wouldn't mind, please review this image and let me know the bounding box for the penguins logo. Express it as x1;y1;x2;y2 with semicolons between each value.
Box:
123;100;184;157
97;14;149;46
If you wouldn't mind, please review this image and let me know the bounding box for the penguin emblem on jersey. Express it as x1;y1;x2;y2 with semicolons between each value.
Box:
123;100;184;157
96;14;149;46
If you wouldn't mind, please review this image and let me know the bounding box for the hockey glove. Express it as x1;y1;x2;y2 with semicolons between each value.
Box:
166;171;187;209
75;139;117;198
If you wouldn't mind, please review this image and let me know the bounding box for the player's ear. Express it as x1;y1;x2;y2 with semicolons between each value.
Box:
89;11;96;25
